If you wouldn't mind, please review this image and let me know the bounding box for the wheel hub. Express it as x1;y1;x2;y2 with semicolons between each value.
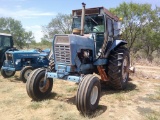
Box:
5;70;14;76
39;78;50;93
24;69;32;80
90;86;98;105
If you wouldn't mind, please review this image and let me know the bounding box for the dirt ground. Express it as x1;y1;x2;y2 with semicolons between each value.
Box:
0;65;160;120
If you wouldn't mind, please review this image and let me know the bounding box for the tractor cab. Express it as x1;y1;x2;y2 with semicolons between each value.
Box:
0;33;13;67
72;6;121;56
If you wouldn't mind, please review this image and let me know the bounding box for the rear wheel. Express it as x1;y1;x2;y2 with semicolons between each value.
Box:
0;63;2;68
107;47;130;90
76;74;101;115
1;69;15;78
20;66;33;83
26;68;53;100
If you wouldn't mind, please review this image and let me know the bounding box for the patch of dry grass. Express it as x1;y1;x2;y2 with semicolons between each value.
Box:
65;86;78;93
148;88;160;100
28;102;42;110
146;110;160;120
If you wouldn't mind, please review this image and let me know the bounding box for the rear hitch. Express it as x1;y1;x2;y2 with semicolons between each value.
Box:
128;66;135;73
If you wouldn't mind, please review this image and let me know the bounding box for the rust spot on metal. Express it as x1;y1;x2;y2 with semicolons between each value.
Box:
97;66;109;81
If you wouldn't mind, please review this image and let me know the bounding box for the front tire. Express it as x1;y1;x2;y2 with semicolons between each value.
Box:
1;69;15;78
20;66;33;83
76;74;101;115
107;47;130;90
26;68;53;100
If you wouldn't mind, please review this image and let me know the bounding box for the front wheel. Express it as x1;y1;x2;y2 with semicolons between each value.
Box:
26;68;53;100
76;74;101;115
20;66;33;83
1;69;15;78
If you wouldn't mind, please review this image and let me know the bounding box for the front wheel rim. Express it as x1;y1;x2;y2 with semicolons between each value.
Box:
122;56;129;82
39;78;50;93
24;69;32;80
5;70;14;76
90;86;98;105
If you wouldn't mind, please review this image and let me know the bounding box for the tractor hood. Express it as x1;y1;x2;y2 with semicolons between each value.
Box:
6;49;39;54
69;34;94;51
53;34;95;65
54;34;94;52
5;49;50;57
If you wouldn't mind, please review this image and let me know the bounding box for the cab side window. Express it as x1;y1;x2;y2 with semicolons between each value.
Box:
4;37;11;47
107;18;113;37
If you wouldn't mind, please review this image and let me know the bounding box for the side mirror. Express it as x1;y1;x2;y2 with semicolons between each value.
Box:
117;21;121;30
114;21;121;30
113;21;122;37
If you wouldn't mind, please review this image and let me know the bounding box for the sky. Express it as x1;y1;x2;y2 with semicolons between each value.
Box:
0;0;159;42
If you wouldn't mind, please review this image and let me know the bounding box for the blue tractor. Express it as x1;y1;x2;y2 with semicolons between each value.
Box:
1;48;51;82
26;3;132;115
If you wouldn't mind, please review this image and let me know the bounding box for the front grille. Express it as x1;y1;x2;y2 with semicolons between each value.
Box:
54;36;71;65
6;53;13;61
54;45;71;65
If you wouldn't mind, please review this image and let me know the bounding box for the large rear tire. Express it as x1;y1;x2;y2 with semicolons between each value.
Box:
26;68;53;100
76;74;101;115
1;69;15;78
107;47;130;90
20;66;33;83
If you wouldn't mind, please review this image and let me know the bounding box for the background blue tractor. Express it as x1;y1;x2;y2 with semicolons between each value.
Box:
26;3;133;115
1;48;51;82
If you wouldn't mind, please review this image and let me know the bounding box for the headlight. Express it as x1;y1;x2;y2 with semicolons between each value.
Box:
6;53;13;60
15;59;21;65
83;50;90;58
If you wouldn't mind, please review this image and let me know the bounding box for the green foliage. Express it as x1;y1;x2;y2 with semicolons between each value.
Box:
110;2;160;61
40;38;52;46
0;17;34;49
42;13;72;40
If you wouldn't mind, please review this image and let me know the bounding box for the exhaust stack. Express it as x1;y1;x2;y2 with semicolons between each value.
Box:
81;3;86;36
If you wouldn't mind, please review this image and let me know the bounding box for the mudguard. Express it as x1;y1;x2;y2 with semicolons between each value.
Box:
105;40;127;57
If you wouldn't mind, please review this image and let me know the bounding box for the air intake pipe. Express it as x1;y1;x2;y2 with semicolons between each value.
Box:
81;3;86;36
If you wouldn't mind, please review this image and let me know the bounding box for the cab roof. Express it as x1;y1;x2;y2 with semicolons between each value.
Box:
0;33;12;36
72;7;119;21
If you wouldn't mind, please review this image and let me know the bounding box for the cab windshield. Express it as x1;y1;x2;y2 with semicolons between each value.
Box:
72;15;104;33
0;35;12;47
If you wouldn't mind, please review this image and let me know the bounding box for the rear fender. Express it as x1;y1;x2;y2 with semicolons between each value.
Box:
105;40;127;57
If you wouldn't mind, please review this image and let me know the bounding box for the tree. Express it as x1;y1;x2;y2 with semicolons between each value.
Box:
0;17;34;48
43;13;72;40
142;7;160;60
110;3;158;51
110;2;160;62
40;38;52;47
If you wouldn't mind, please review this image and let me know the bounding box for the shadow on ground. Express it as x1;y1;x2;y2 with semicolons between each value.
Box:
7;75;22;83
47;92;107;117
31;81;136;118
101;81;137;95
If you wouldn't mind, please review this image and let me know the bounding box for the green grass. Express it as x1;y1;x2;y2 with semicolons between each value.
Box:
0;86;13;93
65;86;77;93
146;111;160;120
28;102;42;110
30;116;42;120
0;99;15;106
54;102;67;111
148;88;160;100
113;92;129;101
